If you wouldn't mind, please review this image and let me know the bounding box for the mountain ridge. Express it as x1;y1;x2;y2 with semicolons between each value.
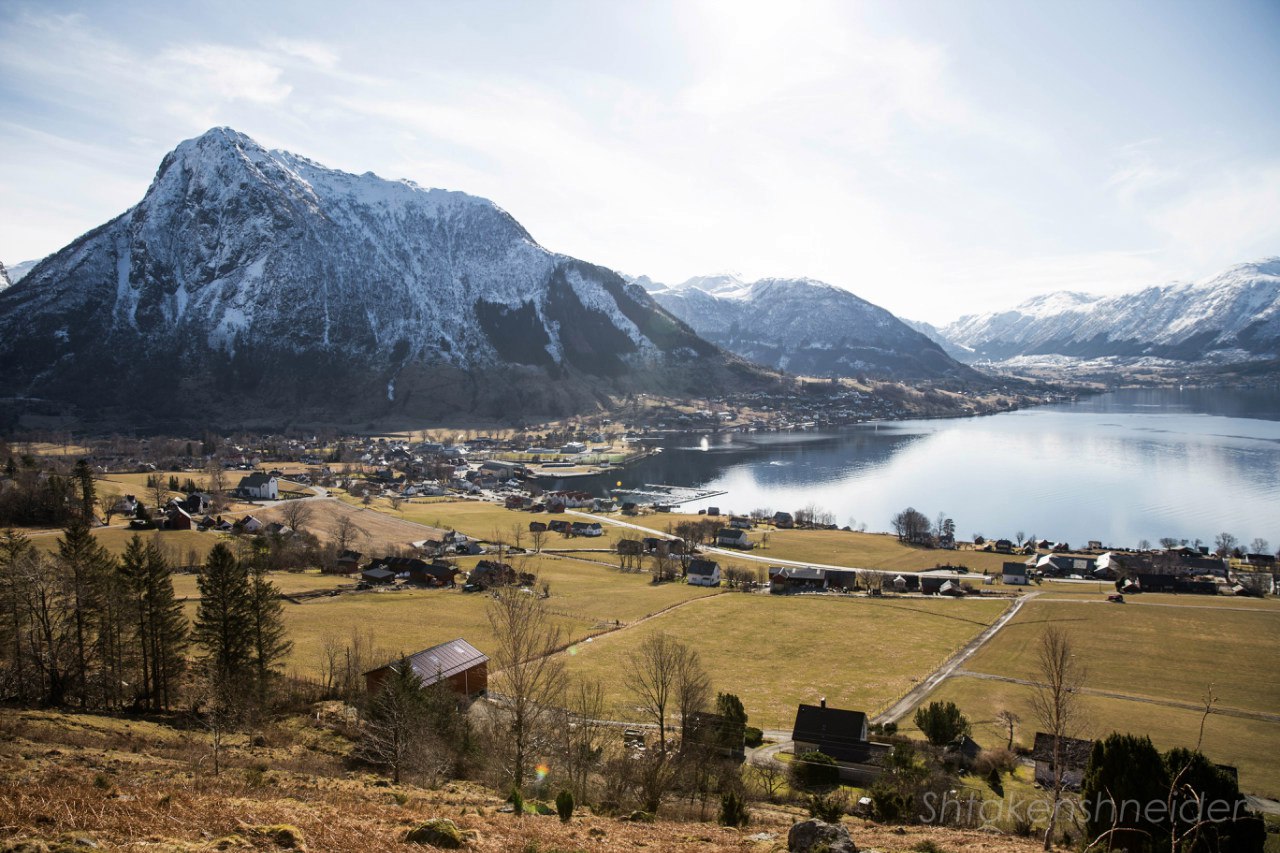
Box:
640;273;982;381
937;259;1280;365
0;128;770;428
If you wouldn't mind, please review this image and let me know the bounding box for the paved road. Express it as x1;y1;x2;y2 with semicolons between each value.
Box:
873;592;1038;725
566;509;984;579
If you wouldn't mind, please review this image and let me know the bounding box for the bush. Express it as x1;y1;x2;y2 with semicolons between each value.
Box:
404;819;463;848
806;789;848;822
790;750;840;790
510;787;524;819
913;701;969;746
719;790;750;827
743;726;763;747
555;789;574;823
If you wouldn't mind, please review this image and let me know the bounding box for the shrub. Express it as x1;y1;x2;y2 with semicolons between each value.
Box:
743;726;763;747
555;789;574;823
719;790;750;827
913;701;969;746
404;819;463;848
510;787;524;818
790;750;840;790
806;789;848;823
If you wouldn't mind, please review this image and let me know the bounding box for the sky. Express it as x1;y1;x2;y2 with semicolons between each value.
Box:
1;0;1278;323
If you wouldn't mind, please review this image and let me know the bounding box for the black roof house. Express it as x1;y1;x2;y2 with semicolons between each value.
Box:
791;701;886;764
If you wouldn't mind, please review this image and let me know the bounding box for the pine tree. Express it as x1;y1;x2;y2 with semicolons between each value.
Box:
247;566;291;704
357;658;431;784
0;529;36;702
56;520;114;706
72;459;96;523
119;535;188;710
193;543;253;706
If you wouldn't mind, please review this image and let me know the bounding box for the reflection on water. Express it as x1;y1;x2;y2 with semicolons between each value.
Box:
545;389;1280;547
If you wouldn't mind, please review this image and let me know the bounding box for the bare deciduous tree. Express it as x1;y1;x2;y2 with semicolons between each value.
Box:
530;526;546;554
278;499;313;533
625;632;705;756
487;583;567;791
1029;626;1086;850
331;514;367;554
996;709;1020;750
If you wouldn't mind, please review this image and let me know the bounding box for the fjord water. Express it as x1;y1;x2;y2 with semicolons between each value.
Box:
587;389;1280;548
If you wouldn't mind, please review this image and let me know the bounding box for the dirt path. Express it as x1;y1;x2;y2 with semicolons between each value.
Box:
950;669;1280;724
873;592;1038;725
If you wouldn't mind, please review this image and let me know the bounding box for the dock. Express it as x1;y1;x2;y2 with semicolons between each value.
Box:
610;483;726;507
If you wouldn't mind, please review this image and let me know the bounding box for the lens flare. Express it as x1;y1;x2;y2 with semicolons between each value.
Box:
535;763;550;782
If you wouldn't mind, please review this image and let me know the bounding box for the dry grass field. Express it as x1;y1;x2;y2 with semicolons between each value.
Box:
899;595;1280;797
900;674;1280;799
561;593;1009;730
252;499;450;554
32;526;229;563
0;709;1050;853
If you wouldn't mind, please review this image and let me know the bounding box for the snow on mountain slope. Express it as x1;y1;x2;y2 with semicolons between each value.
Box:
6;259;40;283
0;262;10;291
644;274;979;380
0;128;755;424
940;259;1280;363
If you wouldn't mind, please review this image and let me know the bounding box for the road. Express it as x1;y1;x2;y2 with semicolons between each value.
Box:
873;592;1039;725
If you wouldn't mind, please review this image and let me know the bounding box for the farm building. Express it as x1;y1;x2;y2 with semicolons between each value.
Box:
791;700;890;784
686;558;721;587
1031;732;1094;789
364;638;488;697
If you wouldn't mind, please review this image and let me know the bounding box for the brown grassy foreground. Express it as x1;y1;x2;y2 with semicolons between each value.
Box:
0;709;1045;853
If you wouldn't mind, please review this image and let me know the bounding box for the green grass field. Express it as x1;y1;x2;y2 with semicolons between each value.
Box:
561;593;1009;730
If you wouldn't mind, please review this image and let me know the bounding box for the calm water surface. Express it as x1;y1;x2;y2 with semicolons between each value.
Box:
551;389;1280;548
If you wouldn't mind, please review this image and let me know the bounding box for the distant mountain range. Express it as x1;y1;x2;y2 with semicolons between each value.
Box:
931;260;1280;366
0;128;770;426
639;274;980;381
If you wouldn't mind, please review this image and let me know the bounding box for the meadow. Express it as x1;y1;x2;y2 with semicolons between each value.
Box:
899;595;1280;797
560;593;1009;731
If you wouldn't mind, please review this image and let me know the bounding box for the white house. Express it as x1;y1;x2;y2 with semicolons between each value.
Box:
686;558;721;587
1002;562;1029;585
237;472;278;500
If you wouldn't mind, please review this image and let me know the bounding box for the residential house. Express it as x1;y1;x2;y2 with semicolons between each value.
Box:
791;700;891;784
111;495;139;516
773;511;795;529
330;550;362;574
234;514;264;534
1031;732;1094;789
364;638;488;697
1002;562;1029;585
716;528;752;549
686;558;721;587
528;521;549;533
237;472;279;500
994;539;1014;554
164;505;193;531
467;560;516;589
729;516;754;530
570;521;604;537
769;566;826;593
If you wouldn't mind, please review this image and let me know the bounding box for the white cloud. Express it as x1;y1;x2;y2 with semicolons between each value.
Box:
161;45;292;104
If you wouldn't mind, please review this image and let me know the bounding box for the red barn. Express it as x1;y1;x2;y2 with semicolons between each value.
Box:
364;638;488;698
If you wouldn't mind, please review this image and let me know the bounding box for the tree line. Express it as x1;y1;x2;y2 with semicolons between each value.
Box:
0;526;288;718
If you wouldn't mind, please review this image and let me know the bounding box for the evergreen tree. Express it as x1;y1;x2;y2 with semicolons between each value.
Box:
193;543;253;704
1081;733;1169;852
0;529;36;701
72;459;96;523
56;520;114;706
119;535;188;710
247;566;291;704
357;658;431;784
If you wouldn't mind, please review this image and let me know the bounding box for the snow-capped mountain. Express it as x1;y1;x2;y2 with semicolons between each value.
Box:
0;128;760;424
642;274;979;380
5;258;40;284
939;260;1280;364
0;262;10;291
